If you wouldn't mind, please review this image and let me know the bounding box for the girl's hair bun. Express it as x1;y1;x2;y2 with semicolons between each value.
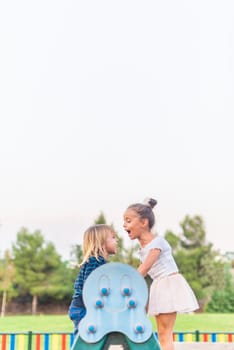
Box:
143;198;157;209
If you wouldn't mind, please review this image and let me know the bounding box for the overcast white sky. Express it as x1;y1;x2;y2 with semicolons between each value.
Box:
0;0;233;260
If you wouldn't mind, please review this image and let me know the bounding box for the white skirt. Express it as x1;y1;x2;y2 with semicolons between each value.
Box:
147;273;199;316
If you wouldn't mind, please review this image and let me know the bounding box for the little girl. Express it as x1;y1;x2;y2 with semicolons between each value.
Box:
68;224;118;335
123;198;199;350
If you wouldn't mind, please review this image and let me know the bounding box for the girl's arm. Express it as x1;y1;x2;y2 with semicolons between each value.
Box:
137;248;160;277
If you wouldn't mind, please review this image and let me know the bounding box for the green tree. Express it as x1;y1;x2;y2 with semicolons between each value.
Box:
38;260;76;302
70;244;83;265
0;250;16;317
122;243;139;268
206;263;234;312
166;215;226;309
95;212;106;224
180;215;205;248
12;227;62;315
164;230;180;251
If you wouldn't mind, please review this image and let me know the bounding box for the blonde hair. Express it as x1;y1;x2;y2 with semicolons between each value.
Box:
80;224;114;266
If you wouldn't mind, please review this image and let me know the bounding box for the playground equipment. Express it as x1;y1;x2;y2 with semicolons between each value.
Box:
71;262;161;350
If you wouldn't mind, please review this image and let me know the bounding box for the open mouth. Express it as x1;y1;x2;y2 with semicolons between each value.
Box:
126;230;133;238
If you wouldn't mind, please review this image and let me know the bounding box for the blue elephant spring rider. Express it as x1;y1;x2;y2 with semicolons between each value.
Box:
71;262;161;350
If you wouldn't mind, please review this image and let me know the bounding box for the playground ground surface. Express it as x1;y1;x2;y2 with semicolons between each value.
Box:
0;313;233;333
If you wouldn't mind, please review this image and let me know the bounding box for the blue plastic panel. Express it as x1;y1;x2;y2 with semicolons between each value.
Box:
79;262;153;343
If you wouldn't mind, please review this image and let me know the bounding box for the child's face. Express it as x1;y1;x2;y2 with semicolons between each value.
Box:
123;209;145;240
105;231;118;255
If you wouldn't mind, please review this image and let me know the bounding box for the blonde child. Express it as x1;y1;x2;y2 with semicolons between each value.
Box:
68;224;118;335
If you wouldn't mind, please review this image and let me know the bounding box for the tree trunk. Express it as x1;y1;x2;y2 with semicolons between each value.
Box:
32;294;37;315
1;290;7;317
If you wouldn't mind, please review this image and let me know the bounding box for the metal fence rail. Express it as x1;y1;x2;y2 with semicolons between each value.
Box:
0;331;233;350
